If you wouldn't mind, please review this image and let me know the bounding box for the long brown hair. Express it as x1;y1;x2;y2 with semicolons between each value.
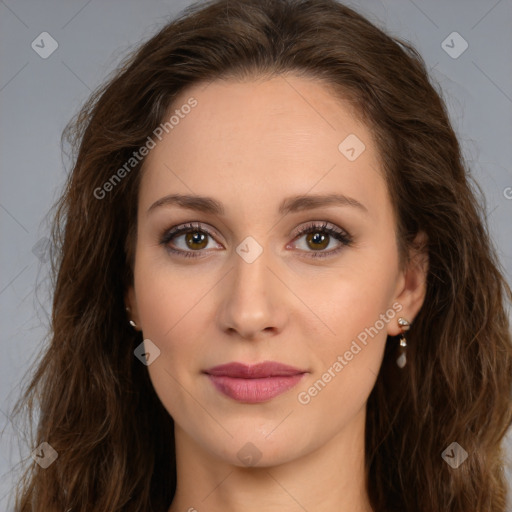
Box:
9;0;512;510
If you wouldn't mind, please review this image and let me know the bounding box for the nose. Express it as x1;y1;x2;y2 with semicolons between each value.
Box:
216;246;288;341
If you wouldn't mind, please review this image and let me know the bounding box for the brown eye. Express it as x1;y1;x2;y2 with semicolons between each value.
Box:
304;231;330;251
292;222;353;259
160;222;221;258
183;231;209;250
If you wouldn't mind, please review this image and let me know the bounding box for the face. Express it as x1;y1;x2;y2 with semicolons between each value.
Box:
126;74;427;467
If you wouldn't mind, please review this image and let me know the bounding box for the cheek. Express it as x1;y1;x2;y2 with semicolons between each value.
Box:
133;256;213;417
311;284;389;379
316;264;397;343
302;249;398;380
296;278;391;417
133;252;216;362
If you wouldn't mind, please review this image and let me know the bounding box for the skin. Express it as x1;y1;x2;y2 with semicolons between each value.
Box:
126;74;428;512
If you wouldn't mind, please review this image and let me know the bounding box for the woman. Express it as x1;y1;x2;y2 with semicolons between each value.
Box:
10;0;512;510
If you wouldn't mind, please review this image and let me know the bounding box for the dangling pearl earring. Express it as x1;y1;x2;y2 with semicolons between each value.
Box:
396;317;410;368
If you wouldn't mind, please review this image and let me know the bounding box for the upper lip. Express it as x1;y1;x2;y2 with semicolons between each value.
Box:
204;361;307;378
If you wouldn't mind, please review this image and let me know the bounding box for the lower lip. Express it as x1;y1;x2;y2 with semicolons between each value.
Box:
206;374;306;403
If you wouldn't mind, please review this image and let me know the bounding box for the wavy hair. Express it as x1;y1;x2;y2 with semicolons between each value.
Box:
10;0;512;510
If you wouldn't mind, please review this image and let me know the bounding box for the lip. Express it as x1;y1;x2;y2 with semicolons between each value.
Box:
205;361;307;378
203;361;308;403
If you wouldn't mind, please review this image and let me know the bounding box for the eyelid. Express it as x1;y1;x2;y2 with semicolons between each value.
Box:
290;220;351;241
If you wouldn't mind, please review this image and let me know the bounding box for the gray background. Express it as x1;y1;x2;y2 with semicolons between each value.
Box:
1;0;511;509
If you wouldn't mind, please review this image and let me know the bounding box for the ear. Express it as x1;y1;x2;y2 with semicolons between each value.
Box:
387;230;429;336
125;285;142;331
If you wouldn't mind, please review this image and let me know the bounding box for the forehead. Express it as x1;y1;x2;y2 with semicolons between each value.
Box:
139;74;387;216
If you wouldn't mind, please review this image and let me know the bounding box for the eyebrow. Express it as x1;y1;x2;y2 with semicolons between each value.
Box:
146;192;368;216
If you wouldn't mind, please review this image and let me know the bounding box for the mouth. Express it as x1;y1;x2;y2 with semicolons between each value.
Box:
203;361;308;403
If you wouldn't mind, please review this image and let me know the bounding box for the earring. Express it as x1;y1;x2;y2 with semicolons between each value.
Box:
126;307;137;329
396;317;410;368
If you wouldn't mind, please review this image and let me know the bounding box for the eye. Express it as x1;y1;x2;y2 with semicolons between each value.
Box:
159;221;353;259
159;222;222;258
289;221;353;259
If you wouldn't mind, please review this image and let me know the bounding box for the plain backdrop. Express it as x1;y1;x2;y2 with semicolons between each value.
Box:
1;0;511;510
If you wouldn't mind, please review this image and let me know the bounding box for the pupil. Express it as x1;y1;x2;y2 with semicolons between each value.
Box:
308;232;328;250
187;232;206;248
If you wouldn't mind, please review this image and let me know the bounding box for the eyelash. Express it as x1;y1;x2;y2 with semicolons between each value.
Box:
159;221;353;259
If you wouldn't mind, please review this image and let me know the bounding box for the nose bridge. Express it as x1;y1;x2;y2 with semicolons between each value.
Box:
233;246;270;299
218;241;285;338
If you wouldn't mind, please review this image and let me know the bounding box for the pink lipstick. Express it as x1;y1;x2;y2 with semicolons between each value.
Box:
204;361;308;403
